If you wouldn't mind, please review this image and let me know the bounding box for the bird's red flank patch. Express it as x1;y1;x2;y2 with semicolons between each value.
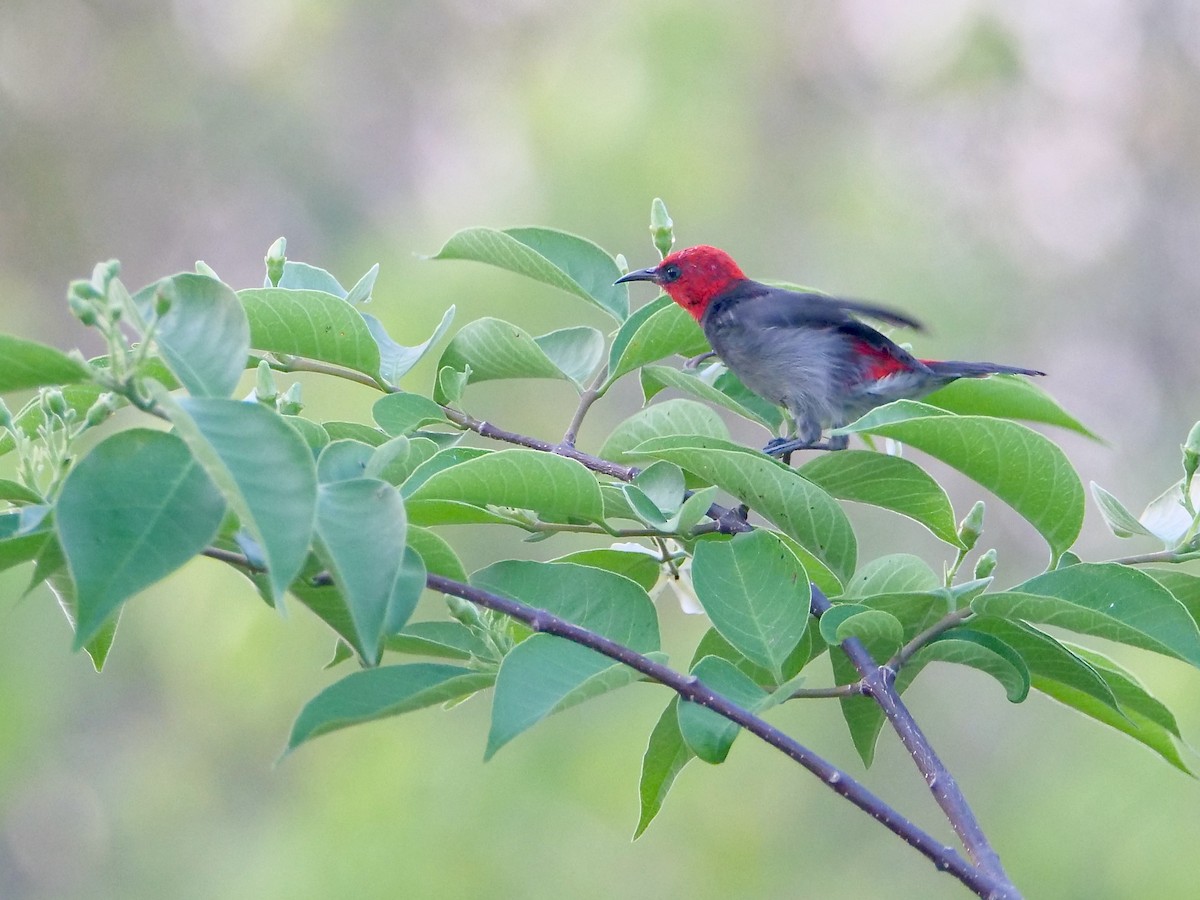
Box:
853;339;913;380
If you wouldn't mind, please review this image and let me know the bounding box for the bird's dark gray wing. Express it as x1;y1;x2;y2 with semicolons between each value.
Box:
722;282;925;331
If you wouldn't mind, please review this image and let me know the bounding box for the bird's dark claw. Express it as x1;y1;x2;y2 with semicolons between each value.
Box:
684;351;718;369
763;434;849;456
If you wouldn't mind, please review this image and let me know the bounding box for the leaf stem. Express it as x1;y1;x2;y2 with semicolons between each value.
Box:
561;365;608;448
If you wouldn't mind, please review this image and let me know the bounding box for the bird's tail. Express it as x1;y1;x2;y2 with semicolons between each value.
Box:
922;360;1046;378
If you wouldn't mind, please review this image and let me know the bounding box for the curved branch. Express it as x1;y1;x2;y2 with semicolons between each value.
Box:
810;588;1019;897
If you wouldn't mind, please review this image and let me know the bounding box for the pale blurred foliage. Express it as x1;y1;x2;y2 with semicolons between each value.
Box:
2;2;1199;898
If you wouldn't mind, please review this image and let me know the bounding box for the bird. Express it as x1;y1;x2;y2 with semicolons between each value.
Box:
615;245;1044;456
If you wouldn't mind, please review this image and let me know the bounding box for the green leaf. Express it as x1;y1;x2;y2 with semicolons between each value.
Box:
55;430;225;648
552;548;662;593
322;421;389;446
641;365;776;430
691;531;810;678
407;448;604;522
406;525;468;582
1146;569;1200;626
153;389;318;603
818;605;903;660
239;288;381;378
286;663;494;751
840;400;1084;559
925;375;1098;439
366;436;440;486
1090;482;1154;539
605;296;709;387
797;451;962;547
597;399;730;465
385;621;492;662
635;698;695;838
0;334;91;393
431;226;628;321
975;563;1200;668
916;629;1030;702
472;560;659;756
842;554;940;597
487;637;663;759
134;274;250;398
343;263;378;305
437;318;602;392
363;306;456;386
313;479;409;665
965;616;1119;711
0;479;43;505
405;500;523;527
0;514;50;574
277;261;345;296
630;435;856;583
676;655;768;764
1038;645;1192;774
45;566;120;672
283;416;330;453
316;440;374;483
372;393;448;436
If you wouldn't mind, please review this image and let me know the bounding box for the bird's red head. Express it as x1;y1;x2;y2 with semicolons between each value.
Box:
615;245;747;320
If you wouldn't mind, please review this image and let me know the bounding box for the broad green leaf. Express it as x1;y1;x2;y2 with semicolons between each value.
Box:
975;563;1200;668
841;554;940;597
283;416;330;453
916;629;1030;702
965;616;1119;711
534;326;605;386
692;531;810;678
405;499;523;527
605;296;709;387
1146;569;1200;626
407;448;604;522
400;447;491;498
818;605;903;660
385;621;492;662
134;274;250;398
239;288;381;378
472;560;660;756
775;534;844;598
630;435;856;583
1040;645;1192;774
437;318;600;393
676;655;768;764
322;421;389;446
277;261;345;296
635;698;695;838
486;636;664;759
45;566;120;672
597;399;730;465
363;306;456;386
431;226;628;321
691;625;818;686
372;393;448;436
154;390;317;603
552;548;662;593
1090;482;1154;539
313;478;409;665
0;334;90;393
925;375;1098;439
0;516;49;574
286;663;494;751
316;440;374;483
405;525;467;582
435;365;469;406
55;429;225;648
798;451;961;547
366;437;440;485
641;365;777;430
853;590;955;641
840;400;1084;558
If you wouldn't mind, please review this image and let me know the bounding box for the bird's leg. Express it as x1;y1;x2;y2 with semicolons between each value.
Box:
684;350;718;369
762;433;848;457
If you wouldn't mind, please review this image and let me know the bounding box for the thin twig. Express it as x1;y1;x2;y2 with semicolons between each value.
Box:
886;607;976;673
810;588;1020;898
1110;548;1200;566
561;365;608;448
789;683;866;699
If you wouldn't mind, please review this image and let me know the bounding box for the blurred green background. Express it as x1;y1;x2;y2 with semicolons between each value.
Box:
3;1;1200;897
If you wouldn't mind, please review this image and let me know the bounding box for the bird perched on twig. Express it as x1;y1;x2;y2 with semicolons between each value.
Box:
616;245;1043;456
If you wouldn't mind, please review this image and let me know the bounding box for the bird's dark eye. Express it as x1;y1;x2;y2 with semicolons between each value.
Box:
661;264;681;283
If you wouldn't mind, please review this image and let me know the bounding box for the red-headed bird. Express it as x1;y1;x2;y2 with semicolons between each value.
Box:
616;245;1044;455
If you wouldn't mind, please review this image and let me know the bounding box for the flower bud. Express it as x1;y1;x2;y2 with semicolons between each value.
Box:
650;198;675;260
266;236;287;286
255;360;278;404
42;389;68;418
973;548;997;580
957;500;985;551
84;393;118;428
1183;421;1200;485
446;593;483;627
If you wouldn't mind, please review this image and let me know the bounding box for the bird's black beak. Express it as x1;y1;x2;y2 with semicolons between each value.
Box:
614;265;660;286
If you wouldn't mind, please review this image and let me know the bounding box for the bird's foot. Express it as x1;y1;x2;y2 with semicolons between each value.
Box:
684;351;718;369
762;434;848;456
